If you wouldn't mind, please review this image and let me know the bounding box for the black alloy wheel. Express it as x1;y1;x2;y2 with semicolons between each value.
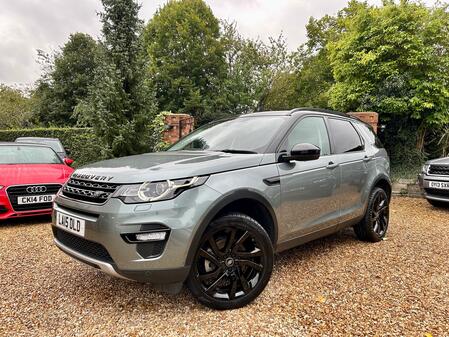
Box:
187;213;273;310
371;190;389;237
354;187;390;242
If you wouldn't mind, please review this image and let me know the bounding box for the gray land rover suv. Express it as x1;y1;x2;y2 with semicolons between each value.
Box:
52;108;391;310
418;157;449;206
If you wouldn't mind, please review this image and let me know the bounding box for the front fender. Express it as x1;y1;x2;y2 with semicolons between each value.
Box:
184;188;279;267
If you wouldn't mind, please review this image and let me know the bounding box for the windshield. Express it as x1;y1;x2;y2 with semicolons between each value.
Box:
16;138;64;152
0;145;62;164
168;116;287;153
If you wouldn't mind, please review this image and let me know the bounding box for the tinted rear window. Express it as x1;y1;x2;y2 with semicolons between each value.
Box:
356;122;384;148
328;118;363;154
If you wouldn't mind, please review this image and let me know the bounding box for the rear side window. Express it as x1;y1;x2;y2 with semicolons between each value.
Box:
328;118;363;154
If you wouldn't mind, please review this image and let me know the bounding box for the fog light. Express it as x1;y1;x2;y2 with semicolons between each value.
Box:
135;232;167;242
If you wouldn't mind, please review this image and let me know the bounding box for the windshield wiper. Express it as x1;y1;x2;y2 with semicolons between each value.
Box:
217;149;258;154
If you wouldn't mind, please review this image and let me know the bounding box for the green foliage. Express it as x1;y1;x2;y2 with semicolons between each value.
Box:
289;5;365;110
328;1;449;149
151;111;172;151
263;72;298;110
219;21;292;114
0;127;102;167
0;85;34;129
76;0;158;158
33;33;100;126
144;0;225;124
436;125;449;157
293;48;334;109
263;13;341;110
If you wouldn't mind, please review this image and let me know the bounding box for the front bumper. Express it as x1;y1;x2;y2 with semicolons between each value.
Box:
51;184;221;284
0;190;52;220
418;173;449;203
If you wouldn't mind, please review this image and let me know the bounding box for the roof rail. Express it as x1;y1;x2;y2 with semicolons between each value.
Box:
288;107;351;118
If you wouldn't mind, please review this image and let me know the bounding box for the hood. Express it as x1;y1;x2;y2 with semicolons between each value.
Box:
0;164;73;186
426;157;449;165
74;151;266;183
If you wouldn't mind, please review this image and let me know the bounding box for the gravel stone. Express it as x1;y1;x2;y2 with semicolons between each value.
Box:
1;197;448;336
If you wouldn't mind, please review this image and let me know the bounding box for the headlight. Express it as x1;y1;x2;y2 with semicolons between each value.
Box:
112;176;209;203
0;185;3;190
422;164;430;174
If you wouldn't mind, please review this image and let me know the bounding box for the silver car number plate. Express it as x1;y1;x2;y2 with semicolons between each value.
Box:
429;181;449;190
56;212;85;237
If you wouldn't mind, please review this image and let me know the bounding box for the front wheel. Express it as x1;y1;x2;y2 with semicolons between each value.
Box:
187;213;273;310
354;187;390;242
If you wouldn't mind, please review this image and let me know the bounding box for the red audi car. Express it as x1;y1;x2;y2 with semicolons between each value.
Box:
0;142;74;220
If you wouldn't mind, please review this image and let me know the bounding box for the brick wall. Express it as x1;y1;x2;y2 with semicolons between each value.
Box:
163;113;195;144
347;112;379;133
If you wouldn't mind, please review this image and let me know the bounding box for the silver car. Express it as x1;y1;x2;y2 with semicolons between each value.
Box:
52;108;391;310
16;137;69;161
419;157;449;207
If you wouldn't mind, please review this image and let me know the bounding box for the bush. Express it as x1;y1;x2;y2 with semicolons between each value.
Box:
0;127;104;167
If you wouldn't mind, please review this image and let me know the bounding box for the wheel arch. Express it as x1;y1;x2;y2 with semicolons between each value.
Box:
372;174;392;200
184;189;278;267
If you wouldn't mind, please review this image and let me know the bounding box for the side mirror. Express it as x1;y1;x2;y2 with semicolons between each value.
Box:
281;143;321;162
64;158;74;166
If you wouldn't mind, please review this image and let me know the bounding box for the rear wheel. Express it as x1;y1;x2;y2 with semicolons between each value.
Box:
354;187;390;242
187;213;273;310
427;199;449;208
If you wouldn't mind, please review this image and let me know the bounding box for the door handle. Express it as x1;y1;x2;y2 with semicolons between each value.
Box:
363;155;374;162
327;161;339;169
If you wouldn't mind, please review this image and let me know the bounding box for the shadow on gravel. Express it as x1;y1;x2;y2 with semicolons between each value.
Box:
54;227;362;313
0;215;51;227
275;227;359;262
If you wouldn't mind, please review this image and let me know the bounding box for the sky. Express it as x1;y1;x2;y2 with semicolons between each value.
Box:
0;0;439;86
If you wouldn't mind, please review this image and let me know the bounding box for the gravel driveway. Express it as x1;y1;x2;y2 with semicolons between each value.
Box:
1;197;448;337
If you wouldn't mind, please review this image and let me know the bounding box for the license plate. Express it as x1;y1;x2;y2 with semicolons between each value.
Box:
429;181;449;190
17;194;55;204
56;212;85;237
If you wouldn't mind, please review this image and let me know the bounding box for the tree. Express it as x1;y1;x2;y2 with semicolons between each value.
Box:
286;3;367;110
219;21;292;114
262;72;298;110
262;13;341;111
144;0;225;124
290;15;340;109
76;0;158;157
33;33;100;126
328;1;449;154
0;85;33;129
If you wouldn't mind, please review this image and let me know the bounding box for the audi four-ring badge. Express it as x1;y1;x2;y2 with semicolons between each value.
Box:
0;142;74;220
52;108;391;310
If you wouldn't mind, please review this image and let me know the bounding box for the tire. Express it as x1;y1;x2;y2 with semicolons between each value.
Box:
187;213;274;310
354;187;390;242
427;199;449;208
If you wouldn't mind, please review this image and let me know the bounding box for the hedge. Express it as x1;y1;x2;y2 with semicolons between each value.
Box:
0;127;104;167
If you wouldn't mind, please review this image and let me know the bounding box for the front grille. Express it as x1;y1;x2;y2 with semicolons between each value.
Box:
429;165;449;176
61;178;120;204
425;188;449;197
53;227;113;263
7;184;62;212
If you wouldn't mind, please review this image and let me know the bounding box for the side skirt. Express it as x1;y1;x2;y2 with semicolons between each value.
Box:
275;216;363;253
